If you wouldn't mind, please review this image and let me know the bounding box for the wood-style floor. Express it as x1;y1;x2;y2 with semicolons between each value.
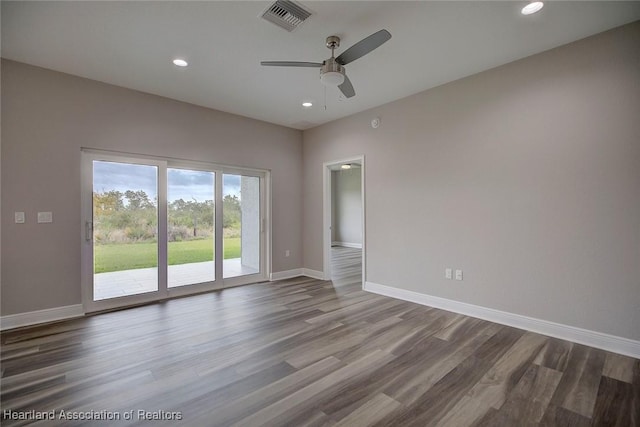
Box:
1;247;638;426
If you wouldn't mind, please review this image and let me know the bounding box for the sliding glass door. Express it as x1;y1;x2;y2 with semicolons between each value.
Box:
82;152;267;312
168;168;216;288
91;160;160;301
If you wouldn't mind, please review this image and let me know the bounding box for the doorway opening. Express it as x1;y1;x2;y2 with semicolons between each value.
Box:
323;156;365;287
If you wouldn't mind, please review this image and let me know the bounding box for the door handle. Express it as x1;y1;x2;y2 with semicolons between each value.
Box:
85;221;93;242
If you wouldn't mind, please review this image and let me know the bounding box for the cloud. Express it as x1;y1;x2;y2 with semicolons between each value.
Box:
93;163;248;202
168;168;214;186
93;161;158;198
168;169;215;202
223;174;241;197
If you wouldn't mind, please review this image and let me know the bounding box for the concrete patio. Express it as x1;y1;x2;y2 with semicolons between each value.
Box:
94;258;258;300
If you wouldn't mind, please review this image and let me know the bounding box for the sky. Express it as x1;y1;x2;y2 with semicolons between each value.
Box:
93;161;241;203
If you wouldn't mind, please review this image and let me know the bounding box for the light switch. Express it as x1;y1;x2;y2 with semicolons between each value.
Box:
15;212;25;224
37;212;53;223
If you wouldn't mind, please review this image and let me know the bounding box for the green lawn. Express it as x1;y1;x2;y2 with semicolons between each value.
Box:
94;238;240;273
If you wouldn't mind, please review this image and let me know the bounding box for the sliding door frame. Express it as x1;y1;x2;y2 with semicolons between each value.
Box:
81;149;270;313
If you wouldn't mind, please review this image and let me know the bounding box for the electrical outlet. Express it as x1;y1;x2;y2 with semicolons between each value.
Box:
285;250;290;257
445;268;453;280
15;212;25;224
455;269;463;281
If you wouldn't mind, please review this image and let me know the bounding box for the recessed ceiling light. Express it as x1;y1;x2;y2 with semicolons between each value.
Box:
302;102;313;108
521;1;544;15
173;59;188;67
341;164;352;170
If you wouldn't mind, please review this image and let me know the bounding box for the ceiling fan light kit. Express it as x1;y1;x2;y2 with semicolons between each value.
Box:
260;29;392;99
320;62;345;86
321;70;345;86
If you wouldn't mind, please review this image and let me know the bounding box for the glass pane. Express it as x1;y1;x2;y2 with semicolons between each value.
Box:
167;168;215;287
93;161;158;300
223;174;260;278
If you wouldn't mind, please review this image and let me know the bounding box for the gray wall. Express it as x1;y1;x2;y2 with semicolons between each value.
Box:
332;169;362;246
303;22;640;340
1;59;303;315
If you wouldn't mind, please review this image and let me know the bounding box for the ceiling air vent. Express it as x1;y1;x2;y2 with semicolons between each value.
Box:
260;0;312;32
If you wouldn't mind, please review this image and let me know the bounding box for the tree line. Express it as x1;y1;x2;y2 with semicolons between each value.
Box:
93;190;241;243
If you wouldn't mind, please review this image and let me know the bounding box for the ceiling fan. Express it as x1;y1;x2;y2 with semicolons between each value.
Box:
260;29;391;99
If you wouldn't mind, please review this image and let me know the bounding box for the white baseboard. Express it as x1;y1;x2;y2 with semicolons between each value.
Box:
0;304;84;331
364;281;640;359
271;268;326;281
302;268;325;280
332;241;362;249
270;269;303;281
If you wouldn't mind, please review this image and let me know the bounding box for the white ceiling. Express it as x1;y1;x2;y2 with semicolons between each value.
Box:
2;1;639;130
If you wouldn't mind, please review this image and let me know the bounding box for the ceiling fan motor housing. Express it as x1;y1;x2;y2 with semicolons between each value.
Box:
320;58;345;86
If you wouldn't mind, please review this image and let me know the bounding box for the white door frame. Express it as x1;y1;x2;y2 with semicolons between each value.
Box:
81;149;270;313
322;155;366;287
81;151;169;313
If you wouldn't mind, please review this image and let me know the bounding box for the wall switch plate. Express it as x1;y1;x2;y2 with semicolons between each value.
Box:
455;269;463;281
285;250;290;257
445;268;453;280
37;212;53;223
15;212;25;224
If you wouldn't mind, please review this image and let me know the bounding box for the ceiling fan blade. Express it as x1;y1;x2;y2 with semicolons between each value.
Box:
336;29;391;65
260;61;322;67
338;75;355;98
